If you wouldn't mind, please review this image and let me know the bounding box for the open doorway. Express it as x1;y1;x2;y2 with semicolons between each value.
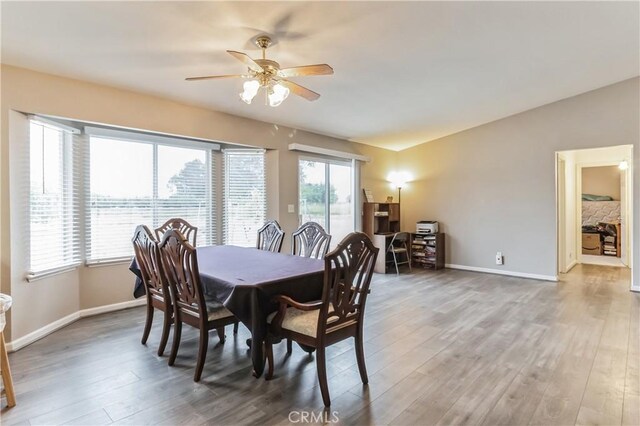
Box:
556;145;634;289
580;165;625;266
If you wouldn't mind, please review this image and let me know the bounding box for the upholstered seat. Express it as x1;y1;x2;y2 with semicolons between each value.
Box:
205;300;235;322
267;305;335;338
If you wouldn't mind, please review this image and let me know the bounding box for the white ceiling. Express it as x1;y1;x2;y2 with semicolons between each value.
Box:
2;1;638;151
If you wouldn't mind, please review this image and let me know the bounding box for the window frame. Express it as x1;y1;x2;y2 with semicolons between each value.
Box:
26;119;81;280
85;133;219;265
298;155;357;240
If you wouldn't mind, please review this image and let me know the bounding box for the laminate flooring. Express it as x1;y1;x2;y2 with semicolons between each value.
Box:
2;264;638;425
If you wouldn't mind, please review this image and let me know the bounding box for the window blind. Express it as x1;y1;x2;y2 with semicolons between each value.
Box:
156;145;215;246
223;149;266;247
86;135;216;263
27;120;81;278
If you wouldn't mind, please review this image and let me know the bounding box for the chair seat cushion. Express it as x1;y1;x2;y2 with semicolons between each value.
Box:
267;305;336;338
205;300;235;322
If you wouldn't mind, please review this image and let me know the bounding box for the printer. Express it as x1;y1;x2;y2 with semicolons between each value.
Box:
416;221;439;235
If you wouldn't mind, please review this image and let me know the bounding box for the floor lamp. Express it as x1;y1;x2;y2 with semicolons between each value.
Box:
388;172;409;205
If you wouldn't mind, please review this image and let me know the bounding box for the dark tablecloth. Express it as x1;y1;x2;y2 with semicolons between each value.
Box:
130;245;325;376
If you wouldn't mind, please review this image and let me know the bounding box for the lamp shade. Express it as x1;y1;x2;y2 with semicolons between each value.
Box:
268;83;290;107
388;171;411;189
240;80;260;104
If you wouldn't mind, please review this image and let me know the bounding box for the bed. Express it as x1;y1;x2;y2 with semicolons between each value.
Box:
581;197;621;257
581;200;620;226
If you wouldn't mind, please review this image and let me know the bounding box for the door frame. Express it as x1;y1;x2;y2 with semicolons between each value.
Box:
555;145;635;292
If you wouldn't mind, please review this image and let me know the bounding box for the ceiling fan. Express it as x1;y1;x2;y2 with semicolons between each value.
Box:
186;35;333;107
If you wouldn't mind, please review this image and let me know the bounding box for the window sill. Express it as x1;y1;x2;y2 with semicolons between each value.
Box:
85;257;133;268
26;264;81;282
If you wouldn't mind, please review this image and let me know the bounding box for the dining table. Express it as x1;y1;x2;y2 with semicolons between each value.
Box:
130;245;325;377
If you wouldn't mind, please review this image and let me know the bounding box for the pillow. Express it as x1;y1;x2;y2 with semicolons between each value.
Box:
582;194;614;201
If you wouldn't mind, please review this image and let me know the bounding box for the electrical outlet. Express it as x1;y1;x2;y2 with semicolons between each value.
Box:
287;204;295;213
496;252;503;265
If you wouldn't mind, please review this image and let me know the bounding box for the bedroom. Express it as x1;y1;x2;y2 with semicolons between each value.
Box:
557;145;633;278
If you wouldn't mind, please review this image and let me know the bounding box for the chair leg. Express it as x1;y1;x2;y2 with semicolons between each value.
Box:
233;321;239;335
407;251;412;271
355;331;369;384
286;338;293;355
393;251;399;275
265;339;274;380
168;320;182;366
1;332;16;408
316;346;331;407
216;327;226;344
141;303;154;345
194;328;209;382
157;311;171;357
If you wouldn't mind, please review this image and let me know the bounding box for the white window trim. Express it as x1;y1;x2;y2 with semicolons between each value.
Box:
85;126;220;151
289;143;371;162
26;263;82;282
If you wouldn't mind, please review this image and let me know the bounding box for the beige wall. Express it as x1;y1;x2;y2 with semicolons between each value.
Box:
398;77;639;284
582;165;621;200
3;63;638;345
358;144;399;204
1;64;395;343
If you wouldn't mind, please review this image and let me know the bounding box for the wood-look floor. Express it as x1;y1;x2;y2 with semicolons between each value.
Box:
2;264;638;425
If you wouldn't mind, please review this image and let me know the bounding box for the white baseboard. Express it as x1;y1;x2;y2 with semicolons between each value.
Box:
445;264;558;282
7;298;145;352
79;299;145;318
566;260;578;272
6;312;80;352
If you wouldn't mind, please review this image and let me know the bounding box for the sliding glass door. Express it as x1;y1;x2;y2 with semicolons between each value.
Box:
299;158;354;246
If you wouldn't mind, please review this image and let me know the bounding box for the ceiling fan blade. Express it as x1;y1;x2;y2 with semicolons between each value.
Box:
185;74;245;81
277;64;334;78
227;50;264;73
279;80;321;101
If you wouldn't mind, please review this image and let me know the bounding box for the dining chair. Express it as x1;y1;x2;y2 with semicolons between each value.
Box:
291;221;331;259
256;220;285;253
265;232;379;407
158;229;239;382
387;232;412;275
155;218;198;246
132;225;173;356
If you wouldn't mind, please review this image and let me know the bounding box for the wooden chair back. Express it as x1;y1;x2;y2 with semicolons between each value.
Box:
291;222;332;259
132;225;169;300
155;218;198;246
158;229;206;323
256;220;285;252
319;232;378;336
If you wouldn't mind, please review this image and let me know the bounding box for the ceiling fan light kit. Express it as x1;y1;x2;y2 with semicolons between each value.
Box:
187;35;333;107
